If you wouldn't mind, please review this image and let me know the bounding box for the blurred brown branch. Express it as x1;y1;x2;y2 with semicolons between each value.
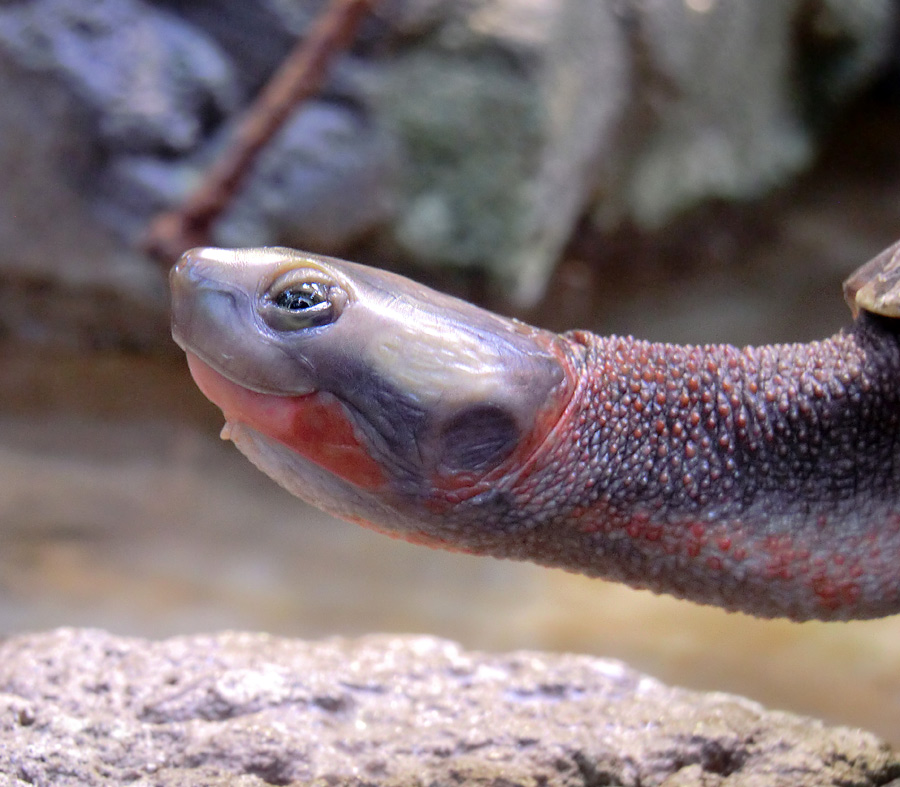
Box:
143;0;378;268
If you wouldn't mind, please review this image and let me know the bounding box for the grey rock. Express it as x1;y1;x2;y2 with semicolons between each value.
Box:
0;0;238;153
0;52;168;350
217;99;400;253
374;0;558;282
620;0;889;224
146;0;301;94
0;0;237;349
100;95;399;252
0;628;897;786
145;0;454;94
97;0;552;268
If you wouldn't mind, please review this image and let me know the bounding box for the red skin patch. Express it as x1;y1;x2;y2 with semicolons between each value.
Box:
187;354;481;553
187;354;386;491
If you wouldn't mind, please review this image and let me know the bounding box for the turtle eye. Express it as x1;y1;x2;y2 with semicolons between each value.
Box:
264;280;342;330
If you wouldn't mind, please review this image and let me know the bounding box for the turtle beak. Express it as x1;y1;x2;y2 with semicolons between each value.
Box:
170;247;319;395
170;248;251;361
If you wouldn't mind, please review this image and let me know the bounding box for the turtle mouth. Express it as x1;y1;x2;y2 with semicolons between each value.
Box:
185;351;391;493
184;352;314;430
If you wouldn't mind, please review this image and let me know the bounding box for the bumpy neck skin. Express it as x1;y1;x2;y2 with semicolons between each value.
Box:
171;246;900;622
445;316;900;621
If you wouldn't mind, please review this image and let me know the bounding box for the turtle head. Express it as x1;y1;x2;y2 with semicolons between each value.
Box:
170;247;577;539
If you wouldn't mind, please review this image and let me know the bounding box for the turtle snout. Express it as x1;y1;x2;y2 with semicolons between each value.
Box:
169;249;245;359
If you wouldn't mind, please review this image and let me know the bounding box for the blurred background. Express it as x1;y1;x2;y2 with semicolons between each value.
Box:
3;0;900;745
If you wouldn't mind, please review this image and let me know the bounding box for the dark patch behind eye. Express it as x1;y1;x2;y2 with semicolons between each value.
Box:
438;405;519;473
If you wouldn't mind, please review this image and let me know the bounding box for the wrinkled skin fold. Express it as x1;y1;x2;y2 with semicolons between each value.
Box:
171;244;900;621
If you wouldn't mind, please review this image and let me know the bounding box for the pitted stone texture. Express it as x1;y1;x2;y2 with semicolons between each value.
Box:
0;629;896;786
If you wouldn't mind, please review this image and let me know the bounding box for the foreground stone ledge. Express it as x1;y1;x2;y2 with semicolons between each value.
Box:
0;628;895;786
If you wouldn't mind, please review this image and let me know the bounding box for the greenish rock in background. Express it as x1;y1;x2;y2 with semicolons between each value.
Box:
513;0;895;302
381;48;542;270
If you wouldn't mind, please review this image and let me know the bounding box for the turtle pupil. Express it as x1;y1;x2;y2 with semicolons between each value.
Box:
275;283;326;311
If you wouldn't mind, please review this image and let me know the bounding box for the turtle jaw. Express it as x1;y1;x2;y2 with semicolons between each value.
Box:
222;419;436;541
183;352;305;431
184;350;396;496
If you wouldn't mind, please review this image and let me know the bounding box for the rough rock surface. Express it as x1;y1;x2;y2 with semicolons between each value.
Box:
0;629;896;786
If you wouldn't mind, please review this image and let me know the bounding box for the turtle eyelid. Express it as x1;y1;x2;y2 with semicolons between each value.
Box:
260;276;346;331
